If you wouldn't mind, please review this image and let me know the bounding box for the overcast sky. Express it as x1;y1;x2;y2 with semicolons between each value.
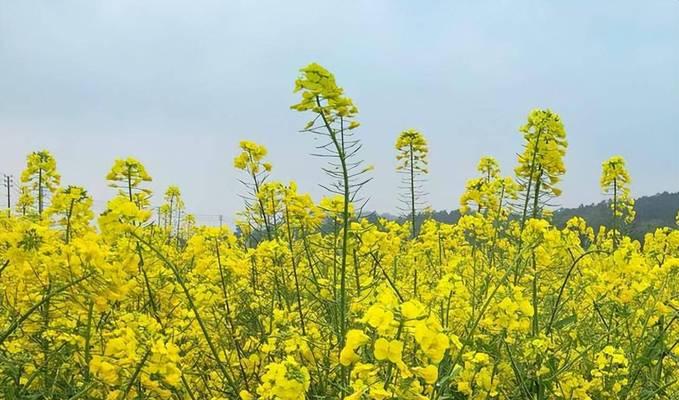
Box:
1;1;677;224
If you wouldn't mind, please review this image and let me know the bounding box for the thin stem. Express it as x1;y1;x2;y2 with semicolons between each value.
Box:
119;349;151;399
0;274;92;345
130;231;238;395
546;250;609;334
315;97;350;351
409;141;416;238
65;198;75;244
285;207;306;335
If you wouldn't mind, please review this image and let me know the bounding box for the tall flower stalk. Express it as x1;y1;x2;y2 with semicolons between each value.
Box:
600;156;635;248
20;150;61;216
514;109;567;228
395;129;429;238
291;63;370;379
234;140;275;244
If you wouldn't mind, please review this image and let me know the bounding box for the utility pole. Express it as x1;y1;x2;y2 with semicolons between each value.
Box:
219;214;223;228
3;175;12;216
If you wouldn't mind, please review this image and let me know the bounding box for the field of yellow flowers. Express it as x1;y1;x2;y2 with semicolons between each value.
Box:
2;63;679;400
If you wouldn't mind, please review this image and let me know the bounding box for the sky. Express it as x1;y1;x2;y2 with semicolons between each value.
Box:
1;0;677;225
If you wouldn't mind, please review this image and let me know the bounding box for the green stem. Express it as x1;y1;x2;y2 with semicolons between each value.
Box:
83;300;94;382
315;97;350;350
546;250;608;335
0;274;92;345
65;198;75;244
285;207;306;335
215;239;251;391
119;349;150;400
130;231;238;395
409;141;416;238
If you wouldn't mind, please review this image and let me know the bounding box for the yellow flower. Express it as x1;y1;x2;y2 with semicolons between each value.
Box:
346;329;370;348
340;346;360;366
401;300;425;320
89;356;118;385
257;357;310;400
363;305;394;333
239;390;254;400
414;322;449;363
414;365;439;384
234;140;270;174
374;338;403;364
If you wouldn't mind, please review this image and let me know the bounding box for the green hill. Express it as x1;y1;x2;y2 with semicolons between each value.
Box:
552;191;679;240
369;192;679;241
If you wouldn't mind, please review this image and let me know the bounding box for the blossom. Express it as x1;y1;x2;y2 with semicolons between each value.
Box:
374;338;404;364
